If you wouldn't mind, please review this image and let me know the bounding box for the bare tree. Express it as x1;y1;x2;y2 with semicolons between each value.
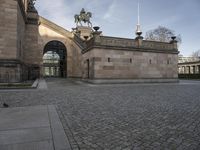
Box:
191;49;200;57
145;26;182;43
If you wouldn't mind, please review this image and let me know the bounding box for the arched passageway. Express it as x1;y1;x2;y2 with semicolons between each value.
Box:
43;41;67;77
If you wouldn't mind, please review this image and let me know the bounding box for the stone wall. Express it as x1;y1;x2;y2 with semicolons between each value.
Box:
0;0;41;82
24;12;40;64
80;33;179;81
17;2;26;61
69;41;84;78
0;60;21;83
0;0;18;59
83;48;178;79
0;0;27;82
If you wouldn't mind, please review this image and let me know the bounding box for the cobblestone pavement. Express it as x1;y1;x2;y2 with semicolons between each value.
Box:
1;79;200;150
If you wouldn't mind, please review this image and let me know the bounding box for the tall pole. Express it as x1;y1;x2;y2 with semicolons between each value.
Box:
137;1;140;26
136;0;142;35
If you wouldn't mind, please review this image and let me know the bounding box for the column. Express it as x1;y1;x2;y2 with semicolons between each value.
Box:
185;66;188;74
198;65;200;74
182;66;185;74
188;66;191;74
181;66;185;74
193;66;196;74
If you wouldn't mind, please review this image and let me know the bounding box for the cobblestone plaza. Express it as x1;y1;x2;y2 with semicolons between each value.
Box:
1;79;200;149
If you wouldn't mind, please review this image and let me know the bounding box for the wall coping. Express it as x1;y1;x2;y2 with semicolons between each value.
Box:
39;16;72;38
83;78;179;84
80;36;179;54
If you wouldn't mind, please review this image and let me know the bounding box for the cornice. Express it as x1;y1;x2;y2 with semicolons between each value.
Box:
82;45;179;55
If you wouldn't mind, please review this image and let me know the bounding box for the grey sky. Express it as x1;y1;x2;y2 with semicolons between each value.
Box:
35;0;200;56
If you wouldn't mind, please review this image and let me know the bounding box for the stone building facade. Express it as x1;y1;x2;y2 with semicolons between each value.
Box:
178;57;200;74
0;0;179;83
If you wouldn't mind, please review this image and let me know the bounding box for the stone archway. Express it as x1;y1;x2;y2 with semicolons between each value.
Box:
43;41;67;78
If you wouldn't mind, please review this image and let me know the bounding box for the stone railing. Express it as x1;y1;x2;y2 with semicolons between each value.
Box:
142;40;174;50
100;36;174;50
95;36;175;51
73;34;177;53
99;36;136;47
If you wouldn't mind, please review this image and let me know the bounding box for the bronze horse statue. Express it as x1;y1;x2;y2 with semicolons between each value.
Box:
74;8;92;27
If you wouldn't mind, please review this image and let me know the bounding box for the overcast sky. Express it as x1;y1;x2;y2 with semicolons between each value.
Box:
35;0;200;56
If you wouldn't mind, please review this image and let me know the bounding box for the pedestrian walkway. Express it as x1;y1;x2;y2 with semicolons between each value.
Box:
0;105;71;150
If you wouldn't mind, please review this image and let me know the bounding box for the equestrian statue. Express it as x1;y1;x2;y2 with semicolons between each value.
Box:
74;8;92;27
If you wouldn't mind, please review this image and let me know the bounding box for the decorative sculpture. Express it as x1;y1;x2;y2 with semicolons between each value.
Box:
74;8;92;27
28;0;37;12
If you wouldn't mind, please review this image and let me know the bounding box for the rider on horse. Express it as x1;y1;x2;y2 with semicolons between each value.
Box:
74;8;92;27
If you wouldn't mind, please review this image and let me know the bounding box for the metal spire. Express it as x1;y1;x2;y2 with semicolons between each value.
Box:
136;1;142;36
137;1;140;25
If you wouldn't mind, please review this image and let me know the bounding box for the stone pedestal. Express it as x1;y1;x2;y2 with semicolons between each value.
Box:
135;36;143;47
170;39;178;50
92;31;102;44
76;26;93;40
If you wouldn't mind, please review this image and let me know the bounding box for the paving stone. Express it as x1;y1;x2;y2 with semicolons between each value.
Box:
0;141;54;150
0;78;200;149
0;127;51;145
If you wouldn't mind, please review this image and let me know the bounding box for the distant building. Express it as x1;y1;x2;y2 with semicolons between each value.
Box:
0;0;179;83
178;57;200;74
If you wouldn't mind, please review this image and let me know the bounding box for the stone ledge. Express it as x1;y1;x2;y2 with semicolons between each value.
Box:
83;45;179;54
83;78;179;84
48;105;72;150
0;59;22;64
